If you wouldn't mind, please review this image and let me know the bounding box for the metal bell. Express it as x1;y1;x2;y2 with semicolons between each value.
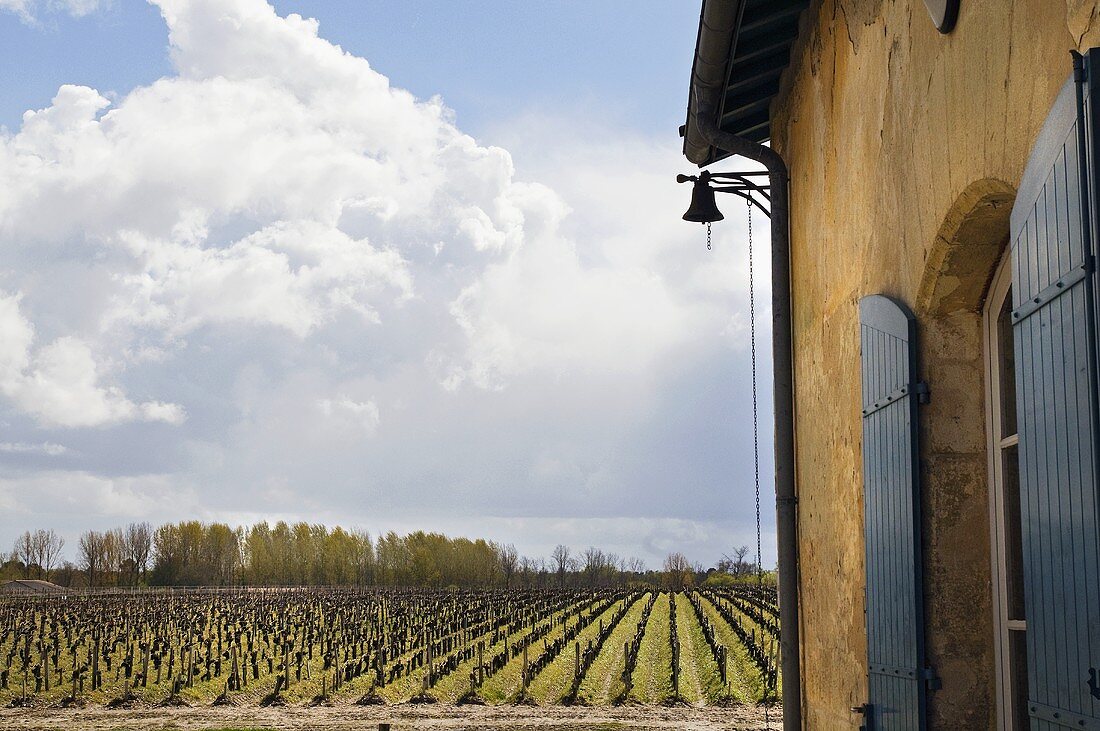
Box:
682;177;724;223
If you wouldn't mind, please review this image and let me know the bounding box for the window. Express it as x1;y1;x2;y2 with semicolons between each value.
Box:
984;251;1028;730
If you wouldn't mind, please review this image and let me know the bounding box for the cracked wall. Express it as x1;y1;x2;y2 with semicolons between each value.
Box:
769;0;1100;728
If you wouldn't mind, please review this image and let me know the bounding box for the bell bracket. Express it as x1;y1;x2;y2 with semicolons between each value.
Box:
677;170;772;219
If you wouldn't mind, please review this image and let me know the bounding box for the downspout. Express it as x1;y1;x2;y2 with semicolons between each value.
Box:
686;2;801;729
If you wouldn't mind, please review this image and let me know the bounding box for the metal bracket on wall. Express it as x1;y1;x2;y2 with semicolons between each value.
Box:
914;381;930;405
923;666;941;691
676;170;772;218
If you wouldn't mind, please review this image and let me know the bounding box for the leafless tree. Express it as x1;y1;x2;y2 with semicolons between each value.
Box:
497;543;519;587
124;522;152;585
518;555;533;587
34;529;64;581
79;531;106;587
663;552;694;590
718;545;756;577
535;557;548;585
581;546;605;586
13;531;35;578
566;556;581;586
551;544;571;587
104;529;124;586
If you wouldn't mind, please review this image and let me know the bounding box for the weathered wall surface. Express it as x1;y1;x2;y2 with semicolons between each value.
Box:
769;1;1100;728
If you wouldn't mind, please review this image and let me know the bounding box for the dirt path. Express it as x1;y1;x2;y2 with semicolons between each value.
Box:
0;704;782;730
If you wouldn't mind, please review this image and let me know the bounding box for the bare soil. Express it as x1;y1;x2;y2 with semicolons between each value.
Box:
0;703;782;730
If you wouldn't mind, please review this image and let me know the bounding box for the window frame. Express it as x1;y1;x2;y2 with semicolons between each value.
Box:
984;250;1025;730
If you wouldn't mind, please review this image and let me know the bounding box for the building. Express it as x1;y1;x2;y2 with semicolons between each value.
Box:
0;579;67;596
680;1;1100;729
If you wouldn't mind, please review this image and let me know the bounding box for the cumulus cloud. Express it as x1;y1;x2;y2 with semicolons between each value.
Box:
0;293;184;427
0;0;770;567
0;470;193;521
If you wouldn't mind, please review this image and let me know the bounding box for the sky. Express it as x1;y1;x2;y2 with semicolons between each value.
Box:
0;0;775;571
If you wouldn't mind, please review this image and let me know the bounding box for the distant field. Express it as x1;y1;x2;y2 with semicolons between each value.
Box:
0;704;781;730
0;586;780;713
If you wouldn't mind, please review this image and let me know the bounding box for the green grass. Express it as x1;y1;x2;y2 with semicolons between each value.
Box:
428;599;589;704
627;592;672;704
476;599;605;704
574;593;650;704
672;592;723;705
523;599;628;705
695;590;778;703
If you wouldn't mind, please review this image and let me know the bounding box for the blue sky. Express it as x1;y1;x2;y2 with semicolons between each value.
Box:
0;2;697;140
0;0;775;571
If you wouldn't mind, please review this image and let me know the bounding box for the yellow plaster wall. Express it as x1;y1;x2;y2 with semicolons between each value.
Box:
769;1;1100;727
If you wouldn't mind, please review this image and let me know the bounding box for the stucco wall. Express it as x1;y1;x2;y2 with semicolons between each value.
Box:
769;1;1100;727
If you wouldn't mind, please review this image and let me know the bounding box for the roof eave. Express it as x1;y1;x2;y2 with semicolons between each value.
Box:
682;0;811;167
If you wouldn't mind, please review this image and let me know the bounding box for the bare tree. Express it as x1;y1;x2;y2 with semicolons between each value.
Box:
718;545;752;577
34;529;64;581
551;544;571;587
13;532;35;578
535;557;549;587
566;556;581;586
497;543;519;587
605;552;621;585
124;523;152;586
79;531;105;587
104;529;123;586
581;546;605;587
663;552;694;590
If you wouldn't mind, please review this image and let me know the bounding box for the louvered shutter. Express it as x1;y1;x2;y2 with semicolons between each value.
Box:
859;294;930;730
1010;54;1100;730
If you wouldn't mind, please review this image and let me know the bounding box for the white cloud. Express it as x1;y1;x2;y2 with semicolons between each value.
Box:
0;0;30;18
0;441;68;456
0;470;192;520
0;293;184;428
317;397;380;436
0;0;771;567
0;0;104;20
52;0;103;16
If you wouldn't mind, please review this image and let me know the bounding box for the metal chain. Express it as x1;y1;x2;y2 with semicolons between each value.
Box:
706;221;712;251
750;193;770;728
749;196;762;589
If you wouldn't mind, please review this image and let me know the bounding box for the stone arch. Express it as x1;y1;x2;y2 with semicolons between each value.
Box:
915;178;1016;728
917;178;1016;317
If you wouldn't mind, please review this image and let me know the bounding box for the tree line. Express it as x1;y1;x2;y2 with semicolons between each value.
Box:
2;522;764;590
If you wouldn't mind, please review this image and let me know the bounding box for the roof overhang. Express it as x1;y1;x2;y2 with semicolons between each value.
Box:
682;0;811;167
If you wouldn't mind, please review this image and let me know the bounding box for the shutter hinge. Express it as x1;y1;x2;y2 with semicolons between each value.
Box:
914;381;930;405
923;666;941;691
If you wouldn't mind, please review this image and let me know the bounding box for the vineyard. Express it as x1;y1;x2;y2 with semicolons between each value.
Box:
0;586;780;711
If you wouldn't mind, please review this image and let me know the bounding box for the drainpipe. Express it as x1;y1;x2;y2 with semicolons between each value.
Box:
686;2;801;729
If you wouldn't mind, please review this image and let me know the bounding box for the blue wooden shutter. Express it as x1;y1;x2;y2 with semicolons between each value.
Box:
859;294;929;731
1010;52;1100;730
